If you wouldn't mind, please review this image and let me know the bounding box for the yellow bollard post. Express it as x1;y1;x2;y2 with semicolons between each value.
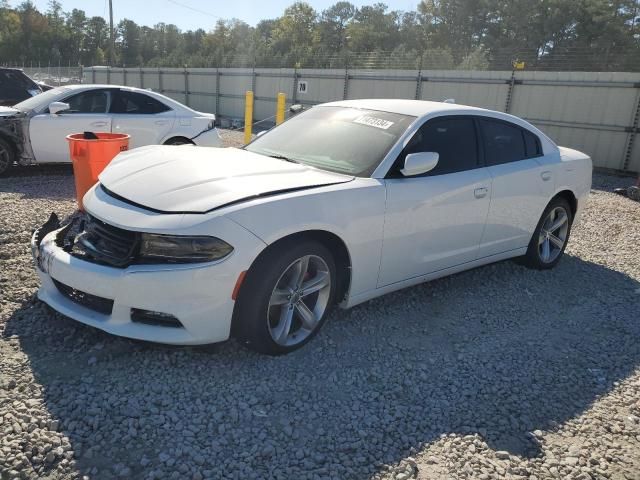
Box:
244;91;254;144
276;92;286;125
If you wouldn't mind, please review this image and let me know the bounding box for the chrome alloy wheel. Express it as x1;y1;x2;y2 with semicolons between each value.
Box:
267;255;332;346
538;206;569;264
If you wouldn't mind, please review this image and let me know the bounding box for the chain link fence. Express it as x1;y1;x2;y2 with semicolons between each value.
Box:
0;63;83;86
7;46;640;73
140;47;640;72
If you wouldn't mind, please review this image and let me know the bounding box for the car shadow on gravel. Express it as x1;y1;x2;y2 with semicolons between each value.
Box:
4;254;640;479
7;164;73;178
0;170;75;201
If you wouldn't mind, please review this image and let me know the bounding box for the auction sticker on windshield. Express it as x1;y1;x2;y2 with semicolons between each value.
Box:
353;115;395;130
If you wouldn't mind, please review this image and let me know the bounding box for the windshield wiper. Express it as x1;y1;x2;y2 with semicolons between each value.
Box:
267;154;299;164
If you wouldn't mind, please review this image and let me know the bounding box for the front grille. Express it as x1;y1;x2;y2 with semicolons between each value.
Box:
71;215;139;268
53;279;114;315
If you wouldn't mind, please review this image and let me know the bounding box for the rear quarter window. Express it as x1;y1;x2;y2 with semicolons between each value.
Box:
480;118;538;166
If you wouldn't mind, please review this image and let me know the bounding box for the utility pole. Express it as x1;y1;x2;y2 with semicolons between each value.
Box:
109;0;115;66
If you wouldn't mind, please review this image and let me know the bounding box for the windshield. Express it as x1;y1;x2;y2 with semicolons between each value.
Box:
14;86;69;112
245;106;415;177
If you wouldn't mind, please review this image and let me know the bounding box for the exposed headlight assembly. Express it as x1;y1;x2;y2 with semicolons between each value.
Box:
139;234;233;264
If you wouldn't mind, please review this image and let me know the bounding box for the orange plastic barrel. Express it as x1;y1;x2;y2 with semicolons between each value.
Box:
66;133;130;210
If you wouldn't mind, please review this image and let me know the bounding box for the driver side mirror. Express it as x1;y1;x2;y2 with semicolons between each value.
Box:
49;102;70;115
400;152;439;177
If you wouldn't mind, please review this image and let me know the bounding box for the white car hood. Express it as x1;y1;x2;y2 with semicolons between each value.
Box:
99;146;354;213
0;106;20;117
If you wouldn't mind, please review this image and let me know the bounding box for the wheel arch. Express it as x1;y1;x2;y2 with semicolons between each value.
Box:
163;135;194;145
552;189;578;218
231;229;353;331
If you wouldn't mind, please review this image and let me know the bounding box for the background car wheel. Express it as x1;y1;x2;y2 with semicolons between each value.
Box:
0;138;15;176
164;137;194;146
233;240;337;355
521;197;573;270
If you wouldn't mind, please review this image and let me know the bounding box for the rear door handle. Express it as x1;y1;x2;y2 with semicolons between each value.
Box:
90;121;107;128
155;120;168;125
474;187;489;199
541;171;552;181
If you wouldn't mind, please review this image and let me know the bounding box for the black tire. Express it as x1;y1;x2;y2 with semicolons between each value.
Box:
233;240;337;355
521;196;573;270
164;137;194;146
0;138;15;176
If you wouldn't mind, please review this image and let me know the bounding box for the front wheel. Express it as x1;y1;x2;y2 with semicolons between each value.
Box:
521;197;573;270
233;240;337;355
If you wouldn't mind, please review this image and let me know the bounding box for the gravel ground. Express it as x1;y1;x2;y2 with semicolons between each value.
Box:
1;132;639;480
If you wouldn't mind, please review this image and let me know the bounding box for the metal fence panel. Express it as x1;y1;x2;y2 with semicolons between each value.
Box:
347;69;418;100
420;70;511;111
297;69;346;104
254;68;296;122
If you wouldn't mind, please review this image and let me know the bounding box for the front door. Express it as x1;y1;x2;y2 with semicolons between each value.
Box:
29;88;112;163
378;116;492;287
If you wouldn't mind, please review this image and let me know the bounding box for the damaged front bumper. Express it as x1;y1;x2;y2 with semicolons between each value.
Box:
30;213;239;345
0;109;34;164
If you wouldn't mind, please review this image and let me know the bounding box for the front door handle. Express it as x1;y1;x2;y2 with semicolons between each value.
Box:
155;120;168;125
474;187;489;199
90;121;107;128
541;171;552;181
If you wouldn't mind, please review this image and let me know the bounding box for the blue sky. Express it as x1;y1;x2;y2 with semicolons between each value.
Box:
13;0;419;30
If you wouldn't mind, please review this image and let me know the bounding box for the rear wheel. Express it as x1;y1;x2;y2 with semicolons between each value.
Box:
522;197;573;269
0;138;14;176
233;240;336;355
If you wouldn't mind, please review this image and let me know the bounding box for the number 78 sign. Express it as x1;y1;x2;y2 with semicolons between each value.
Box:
297;80;309;94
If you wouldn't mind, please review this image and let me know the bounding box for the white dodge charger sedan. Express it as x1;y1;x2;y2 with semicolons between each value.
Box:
0;84;221;175
31;99;592;355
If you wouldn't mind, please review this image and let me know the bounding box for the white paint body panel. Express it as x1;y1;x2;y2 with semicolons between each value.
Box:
379;169;491;286
99;146;354;213
32;100;593;345
29;112;112;163
112;110;175;149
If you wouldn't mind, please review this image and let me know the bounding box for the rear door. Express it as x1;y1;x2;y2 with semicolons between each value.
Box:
378;116;492;286
476;117;554;257
29;88;112;163
109;90;175;148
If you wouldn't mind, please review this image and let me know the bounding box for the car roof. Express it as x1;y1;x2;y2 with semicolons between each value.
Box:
321;99;489;117
62;84;145;91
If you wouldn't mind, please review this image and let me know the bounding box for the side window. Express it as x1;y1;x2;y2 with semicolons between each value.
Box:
398;117;479;176
479;118;527;166
110;91;171;114
63;90;109;114
523;129;542;158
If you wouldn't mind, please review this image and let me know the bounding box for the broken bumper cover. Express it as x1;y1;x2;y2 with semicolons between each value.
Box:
192;127;222;148
30;222;239;346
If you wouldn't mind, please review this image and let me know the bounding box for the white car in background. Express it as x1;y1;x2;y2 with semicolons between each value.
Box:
0;85;221;175
31;99;592;355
